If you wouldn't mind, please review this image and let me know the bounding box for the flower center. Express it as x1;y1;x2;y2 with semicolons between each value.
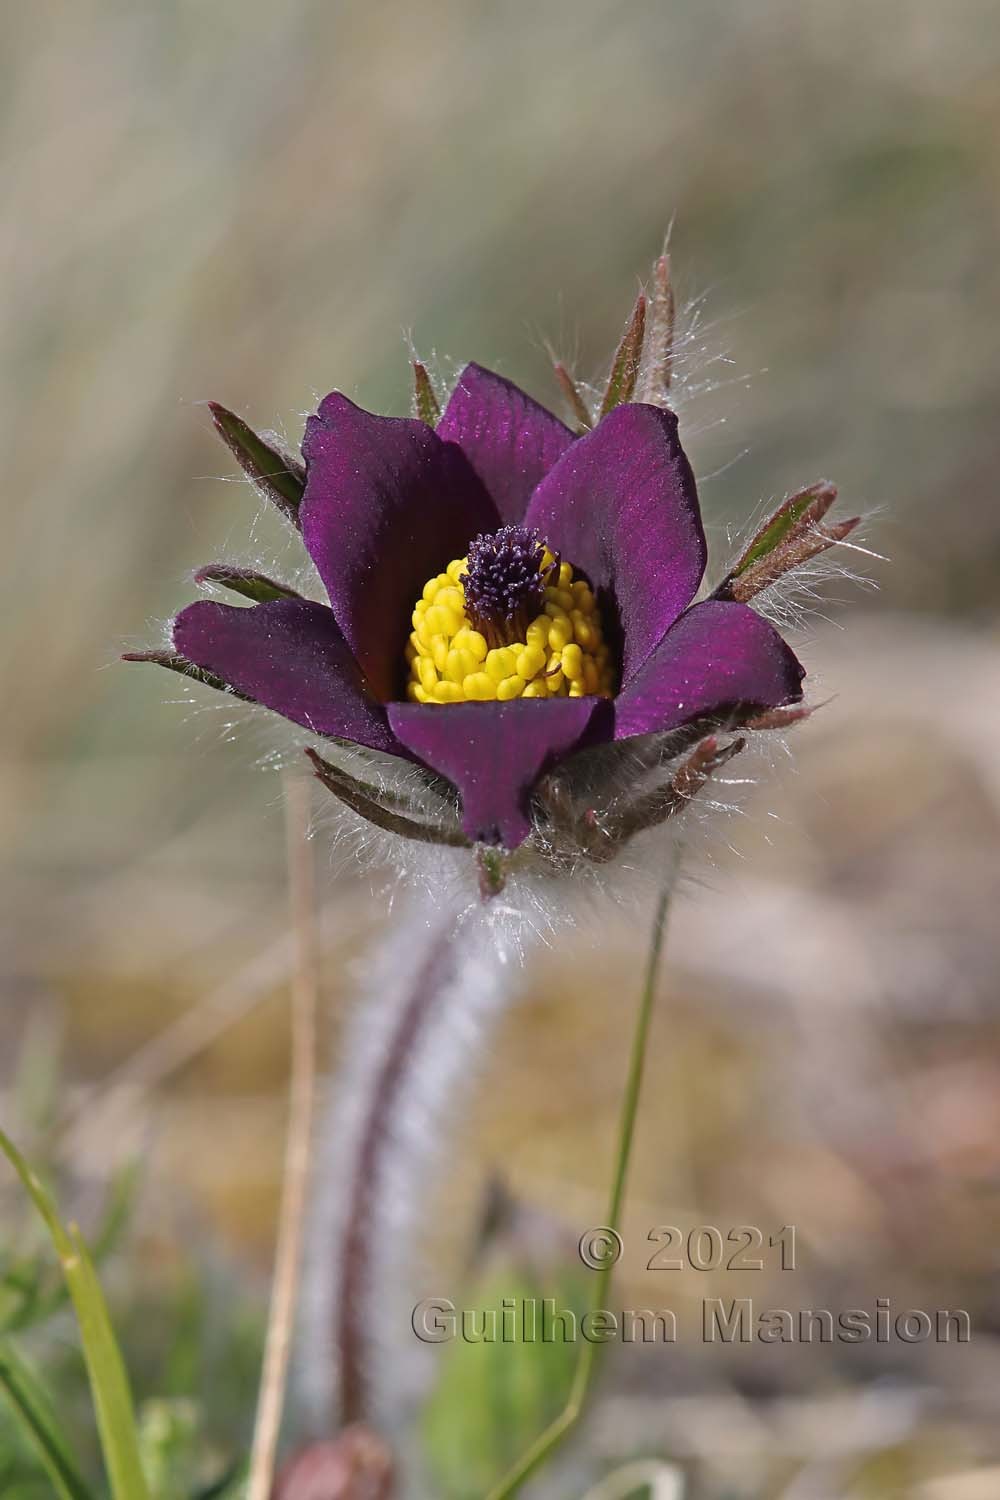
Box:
405;528;615;704
461;526;551;649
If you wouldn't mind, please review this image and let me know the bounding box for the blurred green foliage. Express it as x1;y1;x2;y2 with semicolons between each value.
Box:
422;1269;589;1498
0;1131;257;1500
0;1024;259;1499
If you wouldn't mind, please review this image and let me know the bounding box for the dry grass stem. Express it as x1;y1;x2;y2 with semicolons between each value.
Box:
247;773;321;1500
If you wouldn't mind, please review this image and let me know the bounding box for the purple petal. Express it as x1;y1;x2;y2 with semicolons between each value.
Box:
173;597;399;752
300;394;498;699
436;363;576;524
613;599;805;740
523;403;706;683
388;697;610;848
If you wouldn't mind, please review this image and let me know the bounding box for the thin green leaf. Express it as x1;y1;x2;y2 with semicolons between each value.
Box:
194;565;304;604
412;361;442;426
209;403;305;527
66;1226;152;1500
0;1343;93;1500
599;291;646;418
0;1130;152;1500
0;1133;67;1249
730;481;838;578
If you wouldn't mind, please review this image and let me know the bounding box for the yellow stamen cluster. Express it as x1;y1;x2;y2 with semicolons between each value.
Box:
405;547;615;704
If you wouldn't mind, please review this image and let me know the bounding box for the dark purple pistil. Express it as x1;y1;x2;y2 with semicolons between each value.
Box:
460;525;554;648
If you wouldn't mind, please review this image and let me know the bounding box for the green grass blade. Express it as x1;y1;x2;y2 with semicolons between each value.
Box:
65;1227;152;1500
2;1161;139;1336
0;1342;94;1500
0;1129;151;1500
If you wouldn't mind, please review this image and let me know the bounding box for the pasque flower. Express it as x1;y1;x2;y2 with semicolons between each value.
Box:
128;266;854;868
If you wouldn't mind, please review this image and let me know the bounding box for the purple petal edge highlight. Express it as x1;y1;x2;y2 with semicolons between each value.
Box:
524;402;706;684
436;363;576;524
613;598;805;741
173;597;399;752
300;392;498;700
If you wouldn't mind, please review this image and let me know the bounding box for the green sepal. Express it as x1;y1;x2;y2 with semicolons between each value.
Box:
412;361;442;426
598;290;646;418
306;748;470;848
730;481;837;578
208;403;305;527
193;565;303;604
476;845;506;901
121;651;245;700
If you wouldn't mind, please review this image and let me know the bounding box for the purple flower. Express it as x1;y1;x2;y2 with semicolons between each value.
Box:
128;360;808;853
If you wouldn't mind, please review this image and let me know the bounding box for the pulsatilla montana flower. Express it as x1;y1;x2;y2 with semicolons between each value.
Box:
128;266;855;873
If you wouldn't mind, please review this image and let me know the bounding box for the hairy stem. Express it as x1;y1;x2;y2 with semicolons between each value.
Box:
300;895;519;1436
336;924;461;1424
483;842;681;1500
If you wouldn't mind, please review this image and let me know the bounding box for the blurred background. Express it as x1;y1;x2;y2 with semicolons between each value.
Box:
2;1;1000;1496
